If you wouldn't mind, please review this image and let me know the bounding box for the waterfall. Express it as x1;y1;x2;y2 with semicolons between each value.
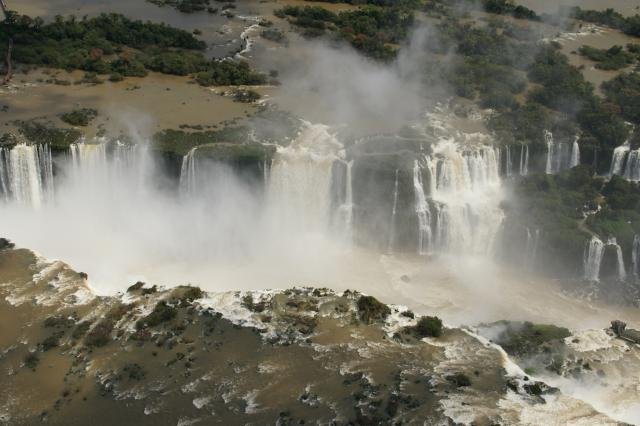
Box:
609;140;640;181
524;227;539;270
545;131;554;174
413;159;432;255
335;160;354;242
569;136;580;168
0;147;8;199
179;147;198;195
622;148;640;182
519;144;529;176
505;145;512;177
70;140;107;172
633;235;640;279
545;131;574;174
608;237;626;282
584;236;605;281
413;141;503;255
387;168;399;253
268;123;342;232
609;143;630;177
0;143;53;208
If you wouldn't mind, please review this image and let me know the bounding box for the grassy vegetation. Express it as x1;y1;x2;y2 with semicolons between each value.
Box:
17;120;81;150
60;108;98;127
261;28;288;44
196;143;275;163
405;316;443;338
147;0;214;13
490;321;571;357
578;45;635;70
194;60;266;86
153;126;249;155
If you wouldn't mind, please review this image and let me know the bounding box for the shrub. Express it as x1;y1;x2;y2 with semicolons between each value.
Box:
127;281;145;292
24;352;40;370
60;108;98;126
357;295;391;324
85;320;114;347
491;321;571;357
446;372;471;387
578;45;635;70
135;301;177;329
413;316;443;338
232;89;260;103
109;72;124;82
71;321;92;340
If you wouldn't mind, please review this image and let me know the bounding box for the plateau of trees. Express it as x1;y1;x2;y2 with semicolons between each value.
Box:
0;13;265;85
275;5;414;60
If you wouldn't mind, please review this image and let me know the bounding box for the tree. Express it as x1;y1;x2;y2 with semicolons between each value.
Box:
0;0;13;84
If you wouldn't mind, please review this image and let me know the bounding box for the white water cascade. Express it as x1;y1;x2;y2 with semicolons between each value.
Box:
584;236;605;282
569;136;580;168
179;147;198;196
633;235;640;279
608;237;627;282
609;143;630;177
334;160;354;242
413;159;433;254
545;131;578;174
70;140;107;173
268;123;343;233
387;169;400;253
519;144;529;176
0;143;53;208
524;227;539;270
609;142;640;182
413;140;503;255
623;148;640;181
505;145;513;177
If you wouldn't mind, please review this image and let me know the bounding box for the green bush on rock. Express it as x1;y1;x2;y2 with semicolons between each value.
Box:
357;295;391;324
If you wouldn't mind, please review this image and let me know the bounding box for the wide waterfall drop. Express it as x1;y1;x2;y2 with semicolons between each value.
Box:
545;131;574;174
413;138;503;255
608;237;627;282
519;144;529;176
268;123;342;233
387;168;399;253
569;136;580;168
633;235;640;279
505;145;512;177
584;236;605;281
609;143;630;177
0;143;53;208
179;147;198;195
413;158;432;254
70;140;107;172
